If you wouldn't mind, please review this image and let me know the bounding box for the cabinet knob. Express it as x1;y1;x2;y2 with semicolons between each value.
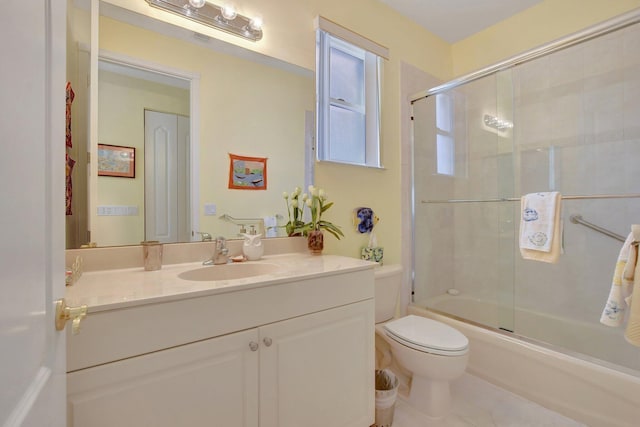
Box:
263;337;272;347
249;341;259;351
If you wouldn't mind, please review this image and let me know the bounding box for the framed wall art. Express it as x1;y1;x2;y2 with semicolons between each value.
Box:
228;153;267;190
97;144;135;178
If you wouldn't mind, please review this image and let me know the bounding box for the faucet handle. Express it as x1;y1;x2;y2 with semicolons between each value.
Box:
196;231;212;241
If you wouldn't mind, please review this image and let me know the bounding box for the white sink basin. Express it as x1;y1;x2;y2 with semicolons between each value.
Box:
178;262;279;281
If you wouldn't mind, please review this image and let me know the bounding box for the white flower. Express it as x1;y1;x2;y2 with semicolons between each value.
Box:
293;186;301;196
311;187;319;197
282;191;289;199
306;199;313;207
292;199;299;208
308;185;315;194
319;189;326;200
302;193;308;201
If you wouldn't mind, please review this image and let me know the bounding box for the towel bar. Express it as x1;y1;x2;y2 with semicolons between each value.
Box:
421;193;640;204
569;214;625;242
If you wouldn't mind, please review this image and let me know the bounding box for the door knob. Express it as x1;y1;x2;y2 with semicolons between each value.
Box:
55;298;87;335
263;337;272;347
249;341;259;351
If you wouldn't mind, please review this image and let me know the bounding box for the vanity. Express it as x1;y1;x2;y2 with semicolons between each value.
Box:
64;249;375;427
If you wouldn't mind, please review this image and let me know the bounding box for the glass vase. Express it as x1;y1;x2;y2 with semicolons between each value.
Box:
307;230;324;255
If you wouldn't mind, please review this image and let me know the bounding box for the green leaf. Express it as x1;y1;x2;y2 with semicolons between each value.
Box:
320;202;333;214
318;220;344;239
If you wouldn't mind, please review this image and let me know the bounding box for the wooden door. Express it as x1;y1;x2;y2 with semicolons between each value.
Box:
0;1;67;425
144;110;190;243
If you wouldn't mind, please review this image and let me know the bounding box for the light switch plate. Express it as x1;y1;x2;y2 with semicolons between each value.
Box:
204;203;217;216
97;205;139;216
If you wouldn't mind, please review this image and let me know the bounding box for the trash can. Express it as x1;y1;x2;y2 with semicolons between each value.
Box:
374;369;399;427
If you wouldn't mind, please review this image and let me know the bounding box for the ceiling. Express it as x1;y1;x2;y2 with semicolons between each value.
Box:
378;0;544;43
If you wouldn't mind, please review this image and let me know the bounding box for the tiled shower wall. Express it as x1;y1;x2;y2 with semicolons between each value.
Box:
413;22;640;371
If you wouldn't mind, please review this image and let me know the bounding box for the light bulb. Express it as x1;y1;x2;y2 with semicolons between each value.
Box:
188;0;206;8
249;16;263;31
221;4;237;20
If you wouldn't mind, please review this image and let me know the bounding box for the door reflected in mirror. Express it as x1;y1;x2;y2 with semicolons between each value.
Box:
65;1;314;249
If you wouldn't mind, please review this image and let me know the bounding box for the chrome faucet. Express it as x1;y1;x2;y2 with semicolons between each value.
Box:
203;236;229;265
195;231;213;242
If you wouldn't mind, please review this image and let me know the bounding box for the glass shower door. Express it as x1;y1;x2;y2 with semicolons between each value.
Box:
412;71;516;332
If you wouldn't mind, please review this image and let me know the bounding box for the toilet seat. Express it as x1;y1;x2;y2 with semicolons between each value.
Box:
384;315;469;356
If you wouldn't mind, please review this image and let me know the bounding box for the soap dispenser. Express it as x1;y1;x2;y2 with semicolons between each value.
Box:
242;226;264;261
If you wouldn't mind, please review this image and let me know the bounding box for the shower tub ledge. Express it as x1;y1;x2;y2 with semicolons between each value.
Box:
408;305;640;427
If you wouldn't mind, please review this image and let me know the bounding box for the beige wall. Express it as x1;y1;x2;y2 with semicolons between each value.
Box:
452;0;640;76
96;70;189;246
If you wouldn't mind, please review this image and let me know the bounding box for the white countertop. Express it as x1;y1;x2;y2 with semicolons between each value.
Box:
65;253;375;312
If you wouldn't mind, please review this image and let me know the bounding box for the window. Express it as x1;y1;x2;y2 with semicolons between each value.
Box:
315;17;387;167
435;93;454;176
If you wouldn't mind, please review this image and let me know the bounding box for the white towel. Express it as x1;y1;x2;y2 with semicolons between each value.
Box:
263;215;278;238
519;192;562;263
624;225;640;346
622;231;640;347
600;231;635;327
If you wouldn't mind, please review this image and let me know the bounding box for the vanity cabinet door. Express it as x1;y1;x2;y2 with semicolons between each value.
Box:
67;329;259;427
259;300;375;427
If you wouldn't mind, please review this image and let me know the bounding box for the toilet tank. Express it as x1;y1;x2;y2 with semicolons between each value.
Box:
374;264;403;323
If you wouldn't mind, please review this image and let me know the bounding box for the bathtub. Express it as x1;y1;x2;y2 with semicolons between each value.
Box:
409;297;640;427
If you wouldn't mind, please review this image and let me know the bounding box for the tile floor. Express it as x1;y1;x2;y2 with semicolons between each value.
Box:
388;373;586;427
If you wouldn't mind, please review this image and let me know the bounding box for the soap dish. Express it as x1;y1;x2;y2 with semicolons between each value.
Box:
231;255;246;263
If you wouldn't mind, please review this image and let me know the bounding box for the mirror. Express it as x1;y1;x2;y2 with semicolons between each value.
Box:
66;0;314;249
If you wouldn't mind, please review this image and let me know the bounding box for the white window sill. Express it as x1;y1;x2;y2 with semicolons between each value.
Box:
317;159;386;170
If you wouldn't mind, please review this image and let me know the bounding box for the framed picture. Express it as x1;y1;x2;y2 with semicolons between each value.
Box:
228;153;267;190
97;144;135;178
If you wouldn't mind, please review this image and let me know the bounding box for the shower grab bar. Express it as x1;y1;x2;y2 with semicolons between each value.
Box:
421;193;640;204
569;215;625;243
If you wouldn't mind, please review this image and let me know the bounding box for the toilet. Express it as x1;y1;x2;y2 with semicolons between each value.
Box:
374;264;469;420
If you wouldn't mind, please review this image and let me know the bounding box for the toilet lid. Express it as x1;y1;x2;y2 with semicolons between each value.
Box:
384;315;469;356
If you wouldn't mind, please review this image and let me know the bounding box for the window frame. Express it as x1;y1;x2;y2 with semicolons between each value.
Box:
435;93;455;176
316;29;383;168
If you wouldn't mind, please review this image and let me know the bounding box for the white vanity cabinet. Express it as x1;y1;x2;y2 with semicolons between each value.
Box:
68;328;260;427
66;261;374;427
259;300;372;427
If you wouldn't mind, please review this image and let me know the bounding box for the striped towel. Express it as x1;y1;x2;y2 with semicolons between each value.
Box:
624;225;640;346
601;225;640;347
600;232;634;327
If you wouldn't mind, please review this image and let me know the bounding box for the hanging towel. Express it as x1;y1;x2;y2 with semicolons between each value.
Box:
263;216;278;238
65;154;75;216
66;82;75;148
519;192;562;263
623;225;640;346
600;232;638;326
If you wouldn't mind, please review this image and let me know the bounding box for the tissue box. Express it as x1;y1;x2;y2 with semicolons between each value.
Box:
361;247;384;265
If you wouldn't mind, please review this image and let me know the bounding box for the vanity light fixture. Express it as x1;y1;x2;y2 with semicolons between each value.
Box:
483;114;513;132
145;0;263;41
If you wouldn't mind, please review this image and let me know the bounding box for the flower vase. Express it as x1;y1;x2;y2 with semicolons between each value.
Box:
307;230;324;255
